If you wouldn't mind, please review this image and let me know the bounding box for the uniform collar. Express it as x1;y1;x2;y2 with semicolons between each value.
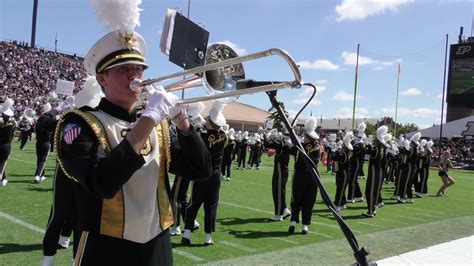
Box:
98;98;137;123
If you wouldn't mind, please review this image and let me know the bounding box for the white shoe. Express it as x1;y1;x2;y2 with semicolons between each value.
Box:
354;197;364;202
58;235;70;248
40;256;54;266
193;220;200;231
302;225;309;235
170;226;181;236
40;176;46;182
282;208;291;219
270;215;282;221
405;198;414;203
1;179;7;187
204;233;213;245
226;177;231;181
34;176;41;183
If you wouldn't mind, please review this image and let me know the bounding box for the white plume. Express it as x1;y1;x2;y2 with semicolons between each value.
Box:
304;117;317;132
186;102;205;117
211;101;225;113
90;0;142;34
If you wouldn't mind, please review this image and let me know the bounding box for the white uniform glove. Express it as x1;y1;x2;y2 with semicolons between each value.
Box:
186;102;205;117
169;104;188;126
0;118;4;124
142;90;178;126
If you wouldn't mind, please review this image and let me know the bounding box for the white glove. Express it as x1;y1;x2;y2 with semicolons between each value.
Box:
0;118;3;124
142;90;178;126
186;102;205;117
190;114;206;127
169;104;188;126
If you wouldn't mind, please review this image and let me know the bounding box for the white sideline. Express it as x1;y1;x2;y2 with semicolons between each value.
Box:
0;211;45;234
377;235;474;265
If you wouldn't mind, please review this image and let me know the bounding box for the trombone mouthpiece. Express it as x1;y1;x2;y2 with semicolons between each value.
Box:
129;80;142;91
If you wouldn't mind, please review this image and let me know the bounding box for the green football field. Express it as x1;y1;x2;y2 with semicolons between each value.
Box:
0;140;473;265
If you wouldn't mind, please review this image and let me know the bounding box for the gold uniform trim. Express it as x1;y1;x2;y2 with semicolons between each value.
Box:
155;120;174;230
97;54;145;73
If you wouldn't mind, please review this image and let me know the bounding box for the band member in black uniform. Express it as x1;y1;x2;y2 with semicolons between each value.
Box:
385;142;398;183
333;132;353;210
363;126;390;217
250;133;263;169
233;130;242;162
347;126;366;203
34;103;58;183
288;117;320;234
392;137;412;203
18;116;32;150
415;140;433;198
182;101;227;246
375;133;392;208
0;98;16;187
326;134;337;174
404;133;421;203
237;131;249;170
264;129;292;221
56;29;211;265
222;128;236;181
246;133;254;167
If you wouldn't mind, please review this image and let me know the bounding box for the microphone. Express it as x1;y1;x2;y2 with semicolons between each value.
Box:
235;79;281;90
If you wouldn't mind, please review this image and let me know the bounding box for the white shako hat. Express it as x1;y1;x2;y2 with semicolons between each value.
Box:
376;125;390;147
228;128;235;140
343;131;354;150
410;132;421;145
304;117;319;140
85;0;147;75
426;140;434;153
0;98;14;117
84;31;148;75
357;122;367;138
208;101;226;127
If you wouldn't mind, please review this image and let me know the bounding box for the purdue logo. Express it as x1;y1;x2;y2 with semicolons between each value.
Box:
121;129;152;156
461;121;474;136
456;46;472;55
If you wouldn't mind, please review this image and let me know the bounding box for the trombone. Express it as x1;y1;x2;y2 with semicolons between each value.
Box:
130;44;302;104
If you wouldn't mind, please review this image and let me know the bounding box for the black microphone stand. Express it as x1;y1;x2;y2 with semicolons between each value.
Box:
266;90;375;266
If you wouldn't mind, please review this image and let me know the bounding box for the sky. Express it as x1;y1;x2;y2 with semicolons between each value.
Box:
1;0;473;129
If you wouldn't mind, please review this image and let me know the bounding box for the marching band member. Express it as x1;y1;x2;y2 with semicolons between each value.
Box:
222;128;236;180
237;131;249;170
404;133;421;203
250;133;263;169
392;135;410;202
416;139;434;197
33;103;58;183
288;117;320;234
264;128;291;221
18;116;32;150
54;12;211;263
0;98;16;187
348;123;366;203
233;130;242;162
182;101;228;246
333;132;353;211
363;126;390;218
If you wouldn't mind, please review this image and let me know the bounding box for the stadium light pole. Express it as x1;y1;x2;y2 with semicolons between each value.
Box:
351;44;360;131
439;34;449;141
30;0;39;48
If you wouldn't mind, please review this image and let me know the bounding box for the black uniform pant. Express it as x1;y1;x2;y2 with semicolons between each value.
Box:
395;164;412;199
326;151;332;172
221;159;232;178
272;161;289;215
43;167;79;256
348;159;363;200
365;164;382;215
334;168;349;207
238;151;247;168
0;143;12;181
20;131;29;150
417;166;429;194
185;175;221;233
35;140;51;177
75;230;172;266
290;174;317;225
406;164;418;199
171;176;191;227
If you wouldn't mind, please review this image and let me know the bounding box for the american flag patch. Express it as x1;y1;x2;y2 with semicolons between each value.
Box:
63;123;81;145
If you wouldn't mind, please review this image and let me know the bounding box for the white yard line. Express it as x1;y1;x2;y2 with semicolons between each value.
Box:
271;237;299;244
172;249;204;261
0;211;45;234
220;240;255;252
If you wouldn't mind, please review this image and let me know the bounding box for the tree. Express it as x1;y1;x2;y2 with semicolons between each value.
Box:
267;101;288;131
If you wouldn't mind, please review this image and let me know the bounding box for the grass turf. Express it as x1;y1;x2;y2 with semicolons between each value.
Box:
0;140;473;265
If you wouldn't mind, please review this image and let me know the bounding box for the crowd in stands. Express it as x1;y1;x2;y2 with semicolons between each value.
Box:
434;137;474;167
0;40;87;119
